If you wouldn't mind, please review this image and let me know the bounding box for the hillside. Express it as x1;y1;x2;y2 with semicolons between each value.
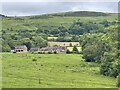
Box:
2;11;118;51
49;11;110;17
2;11;118;31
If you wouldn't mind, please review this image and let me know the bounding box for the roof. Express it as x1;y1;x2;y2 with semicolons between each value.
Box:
15;45;27;49
40;46;66;51
30;47;40;51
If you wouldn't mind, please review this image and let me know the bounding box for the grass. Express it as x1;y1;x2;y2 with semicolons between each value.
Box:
2;53;116;88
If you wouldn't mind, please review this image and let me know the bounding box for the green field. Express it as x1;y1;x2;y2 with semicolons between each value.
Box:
2;53;116;88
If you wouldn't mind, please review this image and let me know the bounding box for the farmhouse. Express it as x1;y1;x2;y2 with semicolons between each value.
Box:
40;46;66;53
14;45;27;53
48;42;80;47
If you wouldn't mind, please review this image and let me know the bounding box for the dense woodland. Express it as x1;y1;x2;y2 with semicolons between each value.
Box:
1;11;120;78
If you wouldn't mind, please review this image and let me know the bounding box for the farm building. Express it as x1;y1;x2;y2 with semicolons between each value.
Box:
29;47;40;52
48;42;80;47
14;45;27;53
40;46;66;53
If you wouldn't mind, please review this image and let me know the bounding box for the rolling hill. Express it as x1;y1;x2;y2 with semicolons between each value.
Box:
2;11;118;31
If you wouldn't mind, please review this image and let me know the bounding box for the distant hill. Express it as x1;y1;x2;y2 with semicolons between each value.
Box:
49;11;110;17
29;11;110;19
2;11;117;31
0;14;6;18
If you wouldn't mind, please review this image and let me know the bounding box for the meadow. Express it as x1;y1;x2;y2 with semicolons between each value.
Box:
2;53;116;88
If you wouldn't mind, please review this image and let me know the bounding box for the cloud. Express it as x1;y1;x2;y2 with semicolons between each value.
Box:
1;0;119;2
1;2;118;16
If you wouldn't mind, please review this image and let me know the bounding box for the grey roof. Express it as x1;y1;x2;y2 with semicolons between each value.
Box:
15;45;27;49
40;46;66;51
30;47;40;51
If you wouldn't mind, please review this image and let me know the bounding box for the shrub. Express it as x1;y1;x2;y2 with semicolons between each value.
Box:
69;43;72;47
32;58;37;61
38;52;42;54
66;49;71;54
73;46;79;53
13;51;16;53
48;51;52;54
100;52;119;77
116;74;120;87
54;51;57;54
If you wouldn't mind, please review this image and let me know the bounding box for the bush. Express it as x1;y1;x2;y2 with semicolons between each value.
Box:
66;49;71;54
32;58;37;61
13;51;16;53
100;52;119;77
48;51;52;54
38;52;42;54
73;46;79;53
54;51;57;54
116;74;120;87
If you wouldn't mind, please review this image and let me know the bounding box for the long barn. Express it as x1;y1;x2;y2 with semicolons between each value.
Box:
48;42;80;47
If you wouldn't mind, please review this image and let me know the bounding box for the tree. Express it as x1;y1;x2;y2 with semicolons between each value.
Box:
101;20;109;27
34;36;47;48
69;43;72;47
117;74;120;87
73;46;79;53
20;38;32;50
2;40;11;52
100;26;119;77
66;49;71;54
71;35;79;42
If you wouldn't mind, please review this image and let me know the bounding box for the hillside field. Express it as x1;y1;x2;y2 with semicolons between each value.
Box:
2;13;117;31
2;53;116;88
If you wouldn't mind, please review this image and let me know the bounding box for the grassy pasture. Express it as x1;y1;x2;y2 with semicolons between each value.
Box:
2;53;116;88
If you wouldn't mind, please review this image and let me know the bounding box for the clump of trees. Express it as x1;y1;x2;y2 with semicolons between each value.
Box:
80;26;119;77
2;30;48;51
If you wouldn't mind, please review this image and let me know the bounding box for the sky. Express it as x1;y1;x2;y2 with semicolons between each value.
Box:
1;0;119;16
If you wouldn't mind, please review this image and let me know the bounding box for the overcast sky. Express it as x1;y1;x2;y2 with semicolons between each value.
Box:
1;1;119;16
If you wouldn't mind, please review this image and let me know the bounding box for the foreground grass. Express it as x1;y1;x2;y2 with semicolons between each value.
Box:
2;53;116;88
